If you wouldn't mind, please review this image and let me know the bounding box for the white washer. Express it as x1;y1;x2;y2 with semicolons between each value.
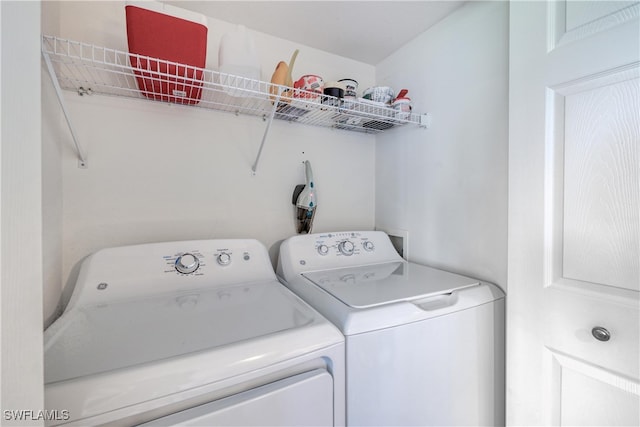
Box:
44;239;345;426
277;231;505;426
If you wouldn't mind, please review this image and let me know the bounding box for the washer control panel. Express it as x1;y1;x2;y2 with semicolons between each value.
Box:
313;232;378;258
278;231;403;277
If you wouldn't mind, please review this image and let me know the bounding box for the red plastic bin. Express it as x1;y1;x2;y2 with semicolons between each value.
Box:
125;5;207;105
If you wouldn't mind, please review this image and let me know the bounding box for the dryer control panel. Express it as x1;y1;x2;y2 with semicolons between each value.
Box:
68;239;277;308
162;245;248;277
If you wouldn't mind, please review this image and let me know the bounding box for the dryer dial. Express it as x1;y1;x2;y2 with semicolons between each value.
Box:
217;252;232;266
338;240;355;256
175;253;199;274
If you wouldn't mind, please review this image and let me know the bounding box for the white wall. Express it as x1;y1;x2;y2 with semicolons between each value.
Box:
375;1;509;288
41;0;64;329
1;1;44;423
42;1;377;323
42;1;510;324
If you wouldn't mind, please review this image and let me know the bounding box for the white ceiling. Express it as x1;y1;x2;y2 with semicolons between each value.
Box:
163;1;466;64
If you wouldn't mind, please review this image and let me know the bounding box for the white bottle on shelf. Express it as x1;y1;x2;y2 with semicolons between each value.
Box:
218;25;261;95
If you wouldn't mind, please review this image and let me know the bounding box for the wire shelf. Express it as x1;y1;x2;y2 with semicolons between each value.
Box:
42;35;426;134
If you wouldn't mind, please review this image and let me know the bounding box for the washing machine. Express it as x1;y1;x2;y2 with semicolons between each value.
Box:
44;239;345;426
277;231;505;426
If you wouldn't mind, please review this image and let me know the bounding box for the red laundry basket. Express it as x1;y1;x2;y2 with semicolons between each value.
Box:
125;5;207;105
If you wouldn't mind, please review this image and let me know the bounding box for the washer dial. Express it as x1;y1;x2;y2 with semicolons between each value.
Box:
363;241;375;251
317;244;329;256
338;240;355;256
175;253;199;274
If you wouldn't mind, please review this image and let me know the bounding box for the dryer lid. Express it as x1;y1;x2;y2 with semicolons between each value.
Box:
302;261;480;308
44;280;318;384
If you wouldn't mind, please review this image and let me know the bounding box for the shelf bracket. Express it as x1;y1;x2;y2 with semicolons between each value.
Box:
419;113;432;129
251;87;283;174
42;48;88;168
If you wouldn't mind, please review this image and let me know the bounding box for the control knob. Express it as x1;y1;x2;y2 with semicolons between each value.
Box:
317;244;329;256
217;252;232;266
363;241;375;251
175;253;199;274
338;240;355;256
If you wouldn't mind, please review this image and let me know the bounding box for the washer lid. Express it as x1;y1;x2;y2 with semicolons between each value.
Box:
302;262;480;308
44;280;318;384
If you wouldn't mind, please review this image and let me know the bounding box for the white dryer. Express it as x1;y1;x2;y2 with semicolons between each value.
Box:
44;239;345;426
277;231;505;426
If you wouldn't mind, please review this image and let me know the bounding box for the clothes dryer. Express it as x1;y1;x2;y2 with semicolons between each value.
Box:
277;231;505;426
44;239;345;426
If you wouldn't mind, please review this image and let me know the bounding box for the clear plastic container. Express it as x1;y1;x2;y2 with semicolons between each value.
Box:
218;25;261;95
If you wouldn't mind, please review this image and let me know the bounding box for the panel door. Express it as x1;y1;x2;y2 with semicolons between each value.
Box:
508;1;639;425
139;369;334;426
347;300;505;426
